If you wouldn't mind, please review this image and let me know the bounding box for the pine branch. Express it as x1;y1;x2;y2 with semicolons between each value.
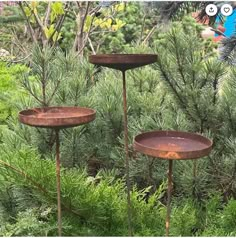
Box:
155;58;196;123
0;159;84;219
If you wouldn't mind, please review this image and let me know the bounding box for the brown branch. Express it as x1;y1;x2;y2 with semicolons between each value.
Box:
50;2;70;44
80;1;90;36
18;2;37;43
139;14;147;44
25;2;44;31
73;2;90;54
11;30;29;55
142;25;157;45
78;12;97;54
1;53;32;63
28;2;44;30
44;2;51;26
50;15;65;41
88;37;95;54
76;12;115;56
89;5;101;15
25;2;47;45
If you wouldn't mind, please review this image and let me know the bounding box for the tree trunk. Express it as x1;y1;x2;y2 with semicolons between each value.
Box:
73;2;85;56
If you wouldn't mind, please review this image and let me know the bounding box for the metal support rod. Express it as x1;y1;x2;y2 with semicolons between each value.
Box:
122;70;132;236
166;159;173;236
193;160;197;197
55;129;62;236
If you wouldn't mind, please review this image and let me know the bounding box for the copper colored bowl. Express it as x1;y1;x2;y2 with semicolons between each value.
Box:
89;54;157;71
134;130;212;160
19;107;96;129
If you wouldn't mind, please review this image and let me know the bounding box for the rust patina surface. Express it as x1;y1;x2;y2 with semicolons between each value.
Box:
134;130;212;160
89;54;157;71
134;130;213;235
89;53;157;236
19;106;96;129
18;106;96;236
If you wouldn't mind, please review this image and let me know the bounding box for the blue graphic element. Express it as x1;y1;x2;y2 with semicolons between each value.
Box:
215;9;236;37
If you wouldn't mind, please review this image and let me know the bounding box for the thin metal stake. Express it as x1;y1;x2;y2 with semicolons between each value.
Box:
122;70;132;236
55;129;62;236
166;159;173;236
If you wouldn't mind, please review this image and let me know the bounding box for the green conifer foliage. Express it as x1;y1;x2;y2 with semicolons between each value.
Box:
1;15;236;236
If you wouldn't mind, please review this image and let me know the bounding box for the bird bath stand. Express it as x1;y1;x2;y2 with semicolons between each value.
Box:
19;106;96;236
133;130;212;236
89;54;157;235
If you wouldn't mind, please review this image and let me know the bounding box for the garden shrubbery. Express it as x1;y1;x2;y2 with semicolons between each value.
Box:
0;3;236;236
0;62;27;124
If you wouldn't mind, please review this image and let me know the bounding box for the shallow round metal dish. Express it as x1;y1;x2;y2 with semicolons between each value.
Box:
89;54;157;71
134;130;212;160
19;107;96;129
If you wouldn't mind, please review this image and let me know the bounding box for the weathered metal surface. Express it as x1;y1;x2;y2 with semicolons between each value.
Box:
89;54;157;71
166;160;173;236
19;106;96;236
89;53;159;235
89;53;157;236
122;71;132;236
55;129;62;236
134;130;212;160
134;130;212;236
19;106;96;129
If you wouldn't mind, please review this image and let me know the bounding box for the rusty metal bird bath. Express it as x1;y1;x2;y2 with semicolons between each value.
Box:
134;130;212;236
19;107;96;128
89;54;157;235
89;54;157;71
19;106;96;236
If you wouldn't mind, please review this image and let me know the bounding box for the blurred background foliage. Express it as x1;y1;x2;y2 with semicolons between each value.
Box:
0;1;236;236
